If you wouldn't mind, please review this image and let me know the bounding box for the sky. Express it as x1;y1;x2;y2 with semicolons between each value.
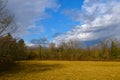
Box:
7;0;120;46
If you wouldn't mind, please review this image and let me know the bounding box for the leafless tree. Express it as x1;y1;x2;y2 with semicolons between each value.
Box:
0;0;17;37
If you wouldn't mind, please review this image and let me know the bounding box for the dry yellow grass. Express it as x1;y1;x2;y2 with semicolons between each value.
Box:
1;60;120;80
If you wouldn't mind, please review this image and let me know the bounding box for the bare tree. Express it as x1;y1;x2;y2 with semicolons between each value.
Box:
0;0;17;37
30;37;48;47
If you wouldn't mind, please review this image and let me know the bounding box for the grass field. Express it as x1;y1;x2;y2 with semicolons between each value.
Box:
1;61;120;80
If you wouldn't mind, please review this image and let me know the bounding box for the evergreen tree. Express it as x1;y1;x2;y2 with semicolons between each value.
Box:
17;39;26;60
0;33;16;66
111;41;119;59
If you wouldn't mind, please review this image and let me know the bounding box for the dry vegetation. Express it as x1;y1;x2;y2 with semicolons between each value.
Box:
1;60;120;80
1;0;120;80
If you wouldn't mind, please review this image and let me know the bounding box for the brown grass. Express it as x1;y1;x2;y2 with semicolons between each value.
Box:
0;60;120;80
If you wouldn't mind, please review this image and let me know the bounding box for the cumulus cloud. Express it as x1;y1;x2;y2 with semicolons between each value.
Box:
54;0;120;44
7;0;60;36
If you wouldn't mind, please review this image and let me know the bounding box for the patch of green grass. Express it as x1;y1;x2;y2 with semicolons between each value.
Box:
1;61;120;80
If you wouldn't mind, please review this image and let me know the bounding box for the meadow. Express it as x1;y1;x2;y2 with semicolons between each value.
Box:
0;61;120;80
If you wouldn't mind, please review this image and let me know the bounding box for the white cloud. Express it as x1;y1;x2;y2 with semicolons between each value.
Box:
55;0;120;44
7;0;60;36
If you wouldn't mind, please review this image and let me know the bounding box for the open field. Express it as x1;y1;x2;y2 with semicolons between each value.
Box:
1;61;120;80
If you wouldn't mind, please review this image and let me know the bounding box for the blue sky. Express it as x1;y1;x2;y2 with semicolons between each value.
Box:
7;0;120;45
23;0;84;42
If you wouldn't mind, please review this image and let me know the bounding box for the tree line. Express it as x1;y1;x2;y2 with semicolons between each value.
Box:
1;33;120;70
28;39;120;61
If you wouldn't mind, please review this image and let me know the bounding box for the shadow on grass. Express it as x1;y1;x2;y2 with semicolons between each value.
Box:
0;61;62;76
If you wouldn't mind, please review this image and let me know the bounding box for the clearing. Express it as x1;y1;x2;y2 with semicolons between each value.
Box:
0;60;120;80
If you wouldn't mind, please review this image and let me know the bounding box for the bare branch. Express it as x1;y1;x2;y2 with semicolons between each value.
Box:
0;0;18;37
